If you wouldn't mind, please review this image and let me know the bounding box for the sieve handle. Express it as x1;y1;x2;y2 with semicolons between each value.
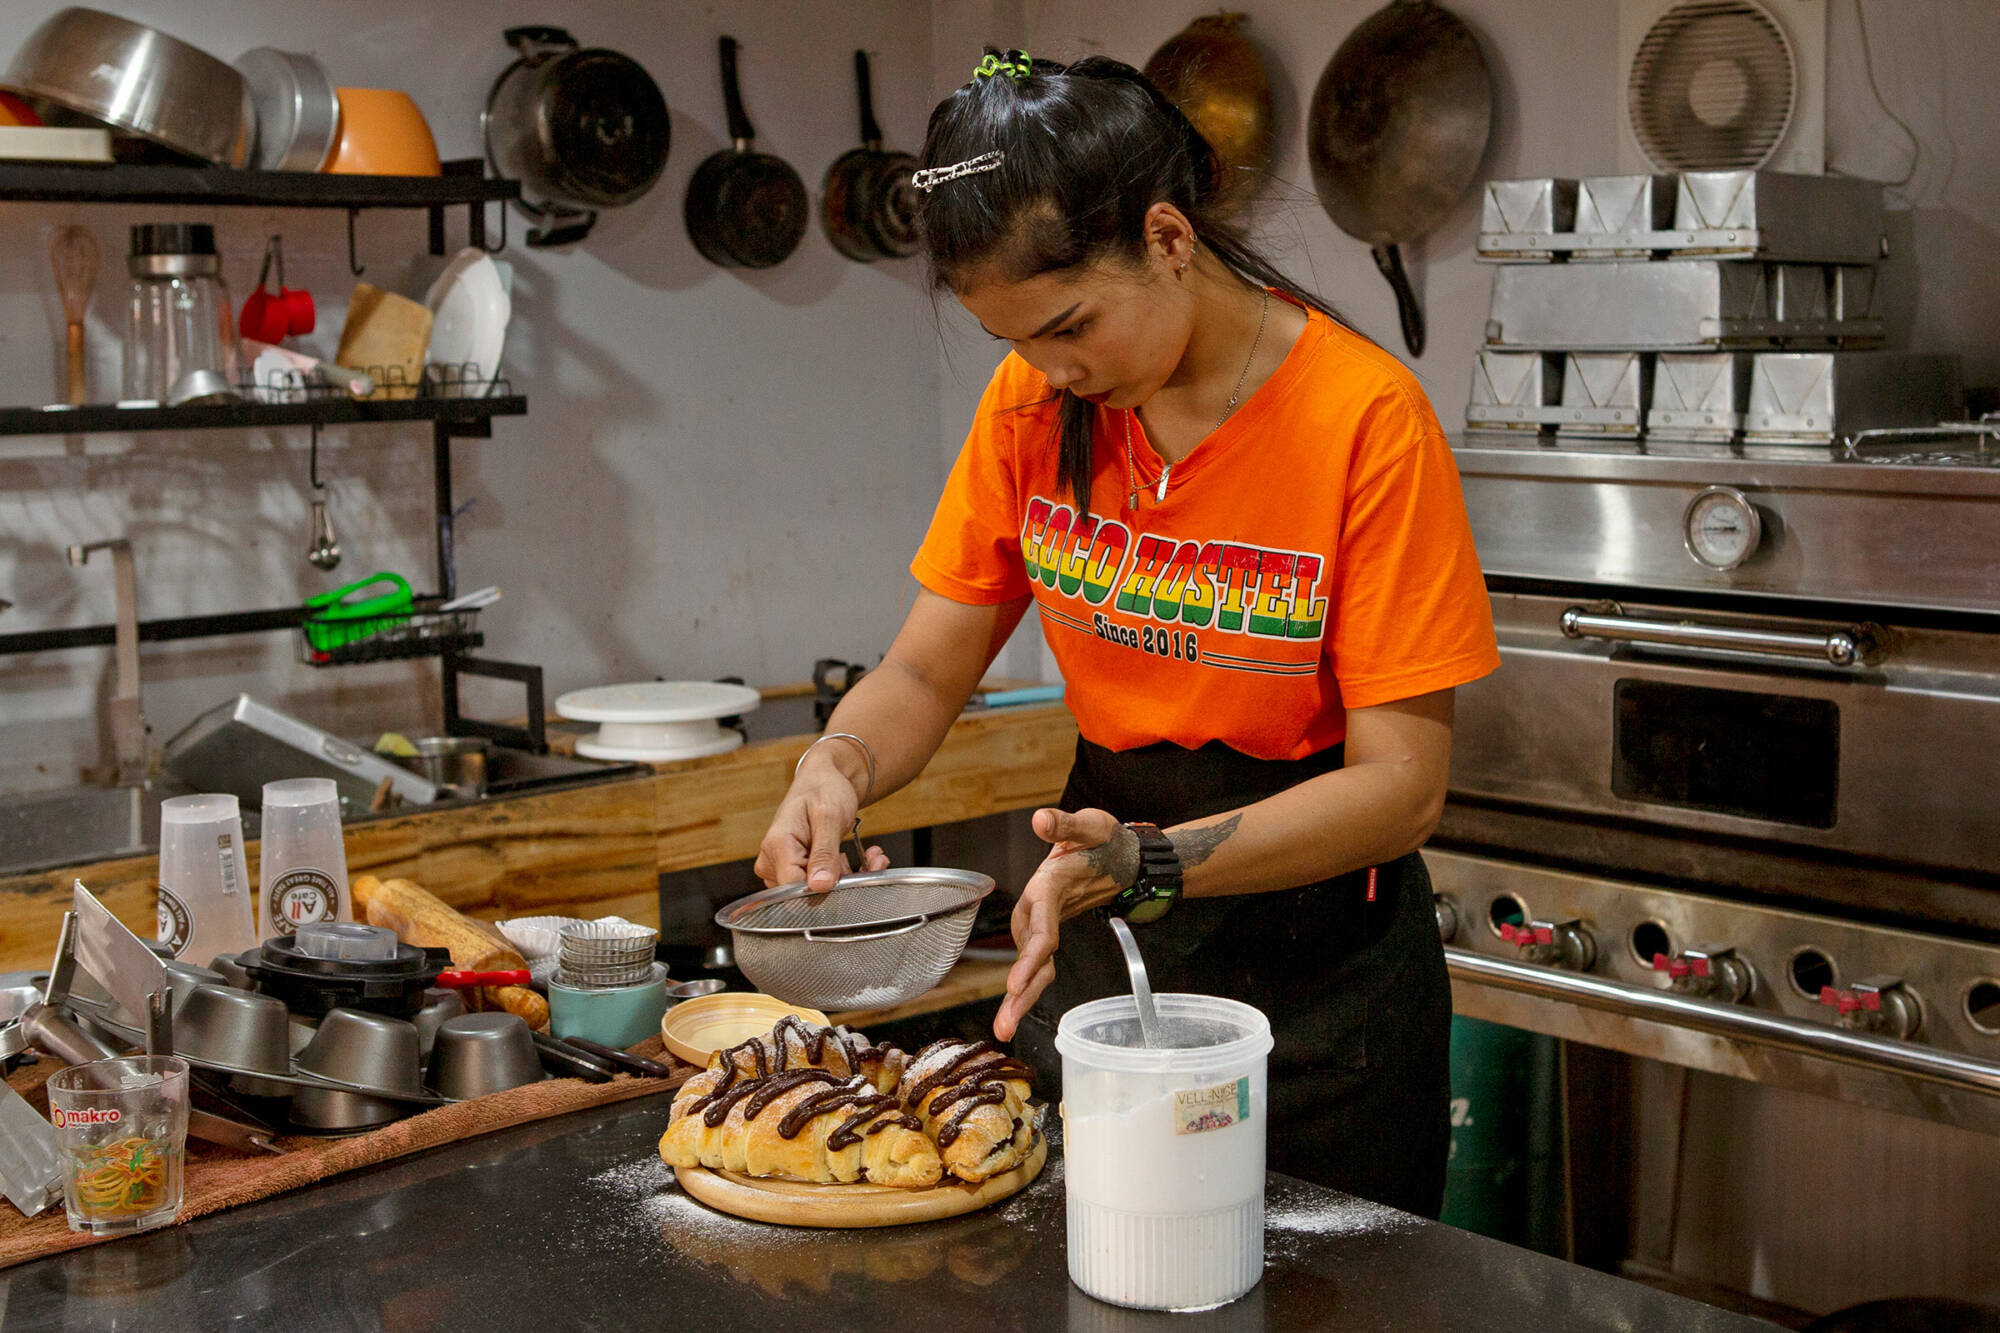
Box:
802;916;930;944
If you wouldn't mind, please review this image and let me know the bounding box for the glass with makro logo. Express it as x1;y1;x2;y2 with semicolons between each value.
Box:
258;778;352;937
156;793;257;960
46;1055;190;1235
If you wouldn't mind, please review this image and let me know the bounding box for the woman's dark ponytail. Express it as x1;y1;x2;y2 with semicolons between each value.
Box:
919;51;1355;517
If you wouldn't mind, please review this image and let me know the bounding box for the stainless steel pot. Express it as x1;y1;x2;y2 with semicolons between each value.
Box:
234;48;339;172
2;8;254;167
482;26;671;248
406;736;489;802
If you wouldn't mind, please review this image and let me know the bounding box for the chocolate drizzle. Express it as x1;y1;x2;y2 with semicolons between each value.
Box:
686;1065;918;1148
901;1040;1034;1150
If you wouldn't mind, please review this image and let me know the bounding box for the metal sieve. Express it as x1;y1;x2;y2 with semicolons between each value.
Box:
714;868;996;1011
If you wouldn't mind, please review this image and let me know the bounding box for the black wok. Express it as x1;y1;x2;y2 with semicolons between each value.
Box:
1307;0;1493;358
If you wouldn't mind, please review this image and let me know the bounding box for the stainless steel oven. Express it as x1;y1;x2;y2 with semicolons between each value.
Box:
1434;438;2000;1314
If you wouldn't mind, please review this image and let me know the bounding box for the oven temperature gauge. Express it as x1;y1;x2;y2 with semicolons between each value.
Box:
1682;486;1763;571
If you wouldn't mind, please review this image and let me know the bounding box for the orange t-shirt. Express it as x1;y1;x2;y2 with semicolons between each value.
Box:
911;300;1499;760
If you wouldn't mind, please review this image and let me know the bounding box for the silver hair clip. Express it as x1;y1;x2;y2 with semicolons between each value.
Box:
912;151;1004;192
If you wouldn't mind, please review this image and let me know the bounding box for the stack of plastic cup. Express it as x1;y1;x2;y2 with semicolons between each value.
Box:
258;778;351;938
156;794;257;961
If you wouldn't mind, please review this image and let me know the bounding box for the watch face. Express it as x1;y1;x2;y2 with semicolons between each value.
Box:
1123;889;1175;925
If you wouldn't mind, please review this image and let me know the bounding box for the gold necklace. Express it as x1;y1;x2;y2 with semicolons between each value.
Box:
1124;287;1271;511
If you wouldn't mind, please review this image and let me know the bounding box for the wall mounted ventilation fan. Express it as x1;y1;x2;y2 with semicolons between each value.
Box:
1626;0;1798;171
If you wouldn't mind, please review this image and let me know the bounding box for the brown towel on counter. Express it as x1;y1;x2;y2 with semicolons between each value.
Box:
0;1036;691;1272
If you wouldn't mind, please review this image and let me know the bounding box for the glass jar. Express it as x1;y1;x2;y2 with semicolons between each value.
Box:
123;223;238;403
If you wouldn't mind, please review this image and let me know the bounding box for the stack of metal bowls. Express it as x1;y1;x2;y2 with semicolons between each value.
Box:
555;921;658;989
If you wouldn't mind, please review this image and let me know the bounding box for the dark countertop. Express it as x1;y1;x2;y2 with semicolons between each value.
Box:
0;1095;1776;1333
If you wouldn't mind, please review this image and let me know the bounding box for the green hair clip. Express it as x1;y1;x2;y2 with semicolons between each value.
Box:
974;51;1031;82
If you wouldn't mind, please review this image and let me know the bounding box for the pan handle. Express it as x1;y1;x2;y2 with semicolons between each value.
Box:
719;35;756;150
854;50;884;150
1372;244;1426;358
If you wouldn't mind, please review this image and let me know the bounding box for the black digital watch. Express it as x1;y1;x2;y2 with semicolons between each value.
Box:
1110;822;1183;924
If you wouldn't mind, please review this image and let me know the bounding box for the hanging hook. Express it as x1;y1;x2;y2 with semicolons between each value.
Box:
475;199;508;256
309;421;325;490
345;209;365;276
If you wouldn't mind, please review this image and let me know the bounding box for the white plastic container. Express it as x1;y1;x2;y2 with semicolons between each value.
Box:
1058;993;1273;1312
155;794;256;961
257;778;351;936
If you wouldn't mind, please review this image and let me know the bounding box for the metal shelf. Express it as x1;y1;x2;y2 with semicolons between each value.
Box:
0;160;518;209
0;394;526;438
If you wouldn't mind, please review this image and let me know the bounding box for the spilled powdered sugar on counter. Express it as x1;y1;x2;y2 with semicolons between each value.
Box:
581;1155;819;1253
1263;1190;1414;1260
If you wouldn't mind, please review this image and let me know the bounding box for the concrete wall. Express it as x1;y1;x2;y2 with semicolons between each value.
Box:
3;0;1996;791
0;1;940;794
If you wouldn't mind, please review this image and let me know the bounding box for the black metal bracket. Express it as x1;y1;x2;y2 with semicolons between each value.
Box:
429;158;507;258
442;652;547;754
346;208;365;276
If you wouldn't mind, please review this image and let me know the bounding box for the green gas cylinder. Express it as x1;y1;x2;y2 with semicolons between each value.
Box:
1440;1015;1564;1255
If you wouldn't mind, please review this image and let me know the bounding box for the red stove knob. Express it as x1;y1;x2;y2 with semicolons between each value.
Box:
1819;977;1920;1038
1656;947;1753;1002
1506;918;1595;971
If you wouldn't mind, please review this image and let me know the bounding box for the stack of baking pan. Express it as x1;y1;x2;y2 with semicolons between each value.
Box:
1465;170;1962;449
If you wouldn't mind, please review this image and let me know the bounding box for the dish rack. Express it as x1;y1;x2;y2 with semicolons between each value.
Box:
245;363;512;404
299;597;483;666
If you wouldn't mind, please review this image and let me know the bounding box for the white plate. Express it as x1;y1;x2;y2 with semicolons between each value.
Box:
423;248;510;397
555;681;762;724
576;730;745;763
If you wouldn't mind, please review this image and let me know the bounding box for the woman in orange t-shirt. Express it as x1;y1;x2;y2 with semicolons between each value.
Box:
754;51;1498;1216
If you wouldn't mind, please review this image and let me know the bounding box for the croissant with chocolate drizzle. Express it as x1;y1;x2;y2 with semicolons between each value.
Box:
896;1039;1037;1184
660;1066;944;1188
710;1015;909;1096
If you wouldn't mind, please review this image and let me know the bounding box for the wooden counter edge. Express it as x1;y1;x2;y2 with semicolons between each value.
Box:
0;702;1077;973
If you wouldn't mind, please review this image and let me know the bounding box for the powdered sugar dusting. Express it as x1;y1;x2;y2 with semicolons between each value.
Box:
1265;1191;1414;1248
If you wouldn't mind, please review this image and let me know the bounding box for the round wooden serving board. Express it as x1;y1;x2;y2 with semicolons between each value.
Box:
675;1133;1047;1228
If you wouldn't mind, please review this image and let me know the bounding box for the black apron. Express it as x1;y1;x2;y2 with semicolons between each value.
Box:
1014;735;1453;1219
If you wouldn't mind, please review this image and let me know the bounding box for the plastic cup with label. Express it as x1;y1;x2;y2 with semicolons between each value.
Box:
156;794;257;961
1057;992;1273;1312
46;1055;191;1235
258;778;351;938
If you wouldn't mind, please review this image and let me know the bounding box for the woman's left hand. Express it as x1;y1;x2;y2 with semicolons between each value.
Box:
994;807;1133;1041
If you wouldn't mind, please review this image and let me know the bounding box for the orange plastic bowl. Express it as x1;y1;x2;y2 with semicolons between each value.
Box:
324;88;440;176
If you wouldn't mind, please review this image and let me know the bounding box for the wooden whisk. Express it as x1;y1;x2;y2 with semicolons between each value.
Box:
49;225;99;406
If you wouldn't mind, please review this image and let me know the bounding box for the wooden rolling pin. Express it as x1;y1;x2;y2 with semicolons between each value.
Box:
350;874;549;1030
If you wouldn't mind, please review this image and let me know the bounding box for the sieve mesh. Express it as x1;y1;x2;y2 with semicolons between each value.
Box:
715;869;995;1011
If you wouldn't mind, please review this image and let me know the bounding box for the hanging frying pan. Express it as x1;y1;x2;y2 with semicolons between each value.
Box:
685;36;809;269
821;50;919;262
1306;0;1492;358
1142;13;1275;217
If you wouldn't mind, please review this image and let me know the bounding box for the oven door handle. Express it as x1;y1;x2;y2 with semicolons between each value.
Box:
1447;949;2000;1098
1559;606;1879;667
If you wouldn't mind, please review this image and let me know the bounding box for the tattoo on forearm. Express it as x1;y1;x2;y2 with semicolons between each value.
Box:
1170;814;1242;869
1083;825;1142;890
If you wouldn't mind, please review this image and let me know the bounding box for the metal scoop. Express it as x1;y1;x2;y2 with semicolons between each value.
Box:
1108;917;1163;1048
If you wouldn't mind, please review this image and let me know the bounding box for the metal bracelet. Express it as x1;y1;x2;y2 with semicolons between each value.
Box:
795;732;877;873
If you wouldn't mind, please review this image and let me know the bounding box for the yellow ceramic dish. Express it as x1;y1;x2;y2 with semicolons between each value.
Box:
325;88;440;176
659;992;830;1068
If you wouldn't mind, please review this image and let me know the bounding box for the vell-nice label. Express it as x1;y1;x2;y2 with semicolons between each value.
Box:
267;868;339;935
1173;1076;1250;1135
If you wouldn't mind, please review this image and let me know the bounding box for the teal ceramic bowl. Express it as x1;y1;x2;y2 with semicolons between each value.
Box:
548;962;669;1048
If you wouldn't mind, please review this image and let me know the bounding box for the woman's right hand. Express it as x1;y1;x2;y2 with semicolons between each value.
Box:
754;754;890;890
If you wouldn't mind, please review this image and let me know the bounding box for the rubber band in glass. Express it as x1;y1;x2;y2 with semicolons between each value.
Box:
45;1055;191;1235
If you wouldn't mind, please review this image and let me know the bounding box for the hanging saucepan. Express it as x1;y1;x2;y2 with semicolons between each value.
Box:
483;26;671;249
1306;0;1492;358
685;36;809;269
1142;13;1275;217
822;50;919;262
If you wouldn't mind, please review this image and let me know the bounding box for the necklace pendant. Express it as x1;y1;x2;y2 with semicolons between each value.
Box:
1155;466;1171;502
